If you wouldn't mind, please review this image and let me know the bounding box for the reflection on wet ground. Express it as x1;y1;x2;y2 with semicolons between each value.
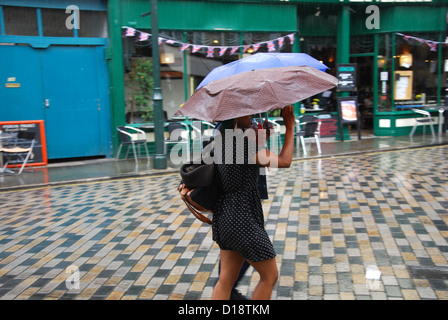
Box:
0;142;447;300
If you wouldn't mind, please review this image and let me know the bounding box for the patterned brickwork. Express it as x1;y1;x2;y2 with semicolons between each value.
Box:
0;145;447;300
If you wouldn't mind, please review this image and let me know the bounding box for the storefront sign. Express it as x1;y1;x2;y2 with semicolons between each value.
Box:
336;63;357;92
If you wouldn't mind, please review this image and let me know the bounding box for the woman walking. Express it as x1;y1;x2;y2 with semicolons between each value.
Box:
211;105;296;300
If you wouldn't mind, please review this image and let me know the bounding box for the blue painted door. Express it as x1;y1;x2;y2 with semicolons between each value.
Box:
0;44;111;159
0;45;44;121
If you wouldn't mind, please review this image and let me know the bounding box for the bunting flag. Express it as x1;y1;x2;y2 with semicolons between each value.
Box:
277;37;284;50
206;47;215;58
139;32;149;42
396;33;448;52
192;45;202;53
125;27;136;37
179;43;190;52
219;47;228;56
122;26;296;58
230;46;239;55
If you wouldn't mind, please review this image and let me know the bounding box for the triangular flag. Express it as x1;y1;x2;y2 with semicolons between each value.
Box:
230;46;239;55
192;45;202;53
180;43;190;52
139;32;149;41
219;47;227;56
125;27;136;37
206;47;215;58
277;37;284;49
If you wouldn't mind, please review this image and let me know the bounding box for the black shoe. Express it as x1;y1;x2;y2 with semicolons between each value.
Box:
230;289;249;300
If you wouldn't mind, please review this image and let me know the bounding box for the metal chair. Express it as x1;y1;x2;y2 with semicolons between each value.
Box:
0;131;36;175
295;115;322;156
116;126;150;164
191;121;216;151
165;122;190;161
409;109;436;138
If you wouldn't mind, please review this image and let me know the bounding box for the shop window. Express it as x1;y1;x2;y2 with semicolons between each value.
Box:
78;11;108;38
41;8;73;37
393;32;440;109
350;35;374;55
301;36;337;112
377;34;392;112
3;6;38;36
122;30;296;122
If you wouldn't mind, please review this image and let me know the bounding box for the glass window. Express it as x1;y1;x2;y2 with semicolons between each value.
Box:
3;6;38;36
351;35;374;55
301;36;337;112
122;30;296;123
78;11;108;38
185;31;241;98
393;32;440;109
41;8;73;37
377;33;392;112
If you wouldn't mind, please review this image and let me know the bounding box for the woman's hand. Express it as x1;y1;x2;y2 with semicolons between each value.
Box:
178;183;190;197
282;105;295;130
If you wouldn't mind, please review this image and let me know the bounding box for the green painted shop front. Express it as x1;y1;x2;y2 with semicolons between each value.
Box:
108;1;448;157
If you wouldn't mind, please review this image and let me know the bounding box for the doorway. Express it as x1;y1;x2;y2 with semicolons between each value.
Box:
0;44;111;160
351;56;374;133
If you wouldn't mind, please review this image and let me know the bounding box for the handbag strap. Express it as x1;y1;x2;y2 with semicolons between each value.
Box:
181;196;213;225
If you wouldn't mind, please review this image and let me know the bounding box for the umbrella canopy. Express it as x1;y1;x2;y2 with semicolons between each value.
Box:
176;66;338;122
196;52;328;90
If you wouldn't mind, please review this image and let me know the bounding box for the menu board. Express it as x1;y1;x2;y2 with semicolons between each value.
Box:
394;70;413;100
337;64;357;92
337;97;361;141
316;113;338;137
0;120;48;167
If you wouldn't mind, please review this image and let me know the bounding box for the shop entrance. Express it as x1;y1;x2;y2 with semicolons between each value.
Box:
351;56;374;133
0;44;111;160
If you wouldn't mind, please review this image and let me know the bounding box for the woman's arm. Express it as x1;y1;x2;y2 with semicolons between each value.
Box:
254;105;295;168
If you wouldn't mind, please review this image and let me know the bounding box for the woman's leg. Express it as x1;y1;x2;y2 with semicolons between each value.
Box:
247;257;278;300
212;250;245;300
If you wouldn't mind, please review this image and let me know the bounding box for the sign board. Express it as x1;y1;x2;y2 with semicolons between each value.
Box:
394;70;413;100
316;113;338;137
0;120;48;167
337;97;361;141
336;63;357;92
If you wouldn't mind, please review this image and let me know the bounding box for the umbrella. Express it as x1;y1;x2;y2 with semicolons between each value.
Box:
176;65;338;122
196;52;328;90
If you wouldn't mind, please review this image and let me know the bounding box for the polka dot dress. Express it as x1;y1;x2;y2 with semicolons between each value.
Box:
212;134;276;263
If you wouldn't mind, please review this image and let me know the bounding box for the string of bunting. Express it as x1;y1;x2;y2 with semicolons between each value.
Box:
123;26;294;57
396;32;447;52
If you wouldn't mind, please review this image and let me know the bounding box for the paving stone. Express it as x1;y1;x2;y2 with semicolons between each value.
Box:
0;146;448;300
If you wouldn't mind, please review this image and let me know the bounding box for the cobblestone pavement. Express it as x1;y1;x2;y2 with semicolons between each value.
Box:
0;145;447;300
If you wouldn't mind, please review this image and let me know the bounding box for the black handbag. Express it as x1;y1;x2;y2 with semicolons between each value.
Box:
179;161;219;225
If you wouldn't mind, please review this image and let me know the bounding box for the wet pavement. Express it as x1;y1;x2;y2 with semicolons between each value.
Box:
0;133;448;300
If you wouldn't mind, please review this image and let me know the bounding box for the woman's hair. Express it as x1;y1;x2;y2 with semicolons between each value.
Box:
219;119;235;133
